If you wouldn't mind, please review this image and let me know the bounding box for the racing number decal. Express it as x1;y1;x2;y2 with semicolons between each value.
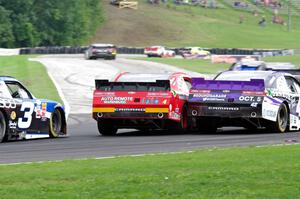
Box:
18;102;34;129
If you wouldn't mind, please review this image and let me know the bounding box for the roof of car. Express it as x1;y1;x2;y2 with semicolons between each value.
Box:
91;43;115;47
234;60;265;66
0;76;18;82
215;71;279;81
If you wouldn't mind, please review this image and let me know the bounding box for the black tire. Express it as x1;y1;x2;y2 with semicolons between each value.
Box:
97;120;117;136
49;109;63;138
267;103;289;133
180;106;188;130
0;111;7;143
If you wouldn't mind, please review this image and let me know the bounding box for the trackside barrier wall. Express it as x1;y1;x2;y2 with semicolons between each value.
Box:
19;46;291;56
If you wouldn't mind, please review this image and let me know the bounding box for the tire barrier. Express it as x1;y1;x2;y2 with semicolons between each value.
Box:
19;46;291;56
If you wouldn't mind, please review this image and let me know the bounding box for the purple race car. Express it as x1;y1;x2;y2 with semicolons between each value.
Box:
188;71;300;133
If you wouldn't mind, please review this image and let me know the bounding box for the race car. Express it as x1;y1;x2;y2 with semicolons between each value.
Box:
0;76;67;142
179;47;211;59
85;43;117;60
229;61;267;71
144;46;175;58
188;71;300;133
92;72;192;135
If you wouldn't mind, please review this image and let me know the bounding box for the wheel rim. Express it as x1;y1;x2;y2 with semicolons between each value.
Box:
52;110;62;134
278;105;288;132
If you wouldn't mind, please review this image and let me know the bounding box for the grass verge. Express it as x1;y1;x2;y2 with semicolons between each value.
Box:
263;54;300;67
1;144;300;198
93;0;300;48
0;55;62;103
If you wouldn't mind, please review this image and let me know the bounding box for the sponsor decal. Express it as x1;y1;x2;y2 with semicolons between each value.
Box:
169;111;180;120
239;96;262;102
193;94;226;98
36;102;48;119
0;99;16;109
203;97;225;102
101;96;133;104
10;111;16;120
175;108;179;113
163;99;167;104
115;108;145;112
208;107;239;111
9;121;17;129
250;102;258;107
262;101;279;122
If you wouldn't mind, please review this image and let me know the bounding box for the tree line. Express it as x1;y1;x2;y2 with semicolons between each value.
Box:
0;0;103;48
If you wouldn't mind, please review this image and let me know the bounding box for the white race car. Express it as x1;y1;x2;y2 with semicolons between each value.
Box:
144;46;175;58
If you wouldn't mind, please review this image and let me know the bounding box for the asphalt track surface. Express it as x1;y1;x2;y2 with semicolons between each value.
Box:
1;55;300;164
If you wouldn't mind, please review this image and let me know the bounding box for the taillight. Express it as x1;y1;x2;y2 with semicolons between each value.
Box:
242;91;266;96
108;48;116;53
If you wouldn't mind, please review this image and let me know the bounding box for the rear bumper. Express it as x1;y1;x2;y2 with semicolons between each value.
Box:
92;52;115;58
188;103;262;118
92;107;170;120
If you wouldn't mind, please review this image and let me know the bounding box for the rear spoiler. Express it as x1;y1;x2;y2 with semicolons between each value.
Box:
95;79;170;91
191;78;265;91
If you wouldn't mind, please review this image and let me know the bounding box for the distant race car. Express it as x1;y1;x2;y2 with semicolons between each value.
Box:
92;72;192;135
0;76;67;142
188;71;300;133
85;43;117;60
229;61;267;71
144;46;175;58
179;47;211;59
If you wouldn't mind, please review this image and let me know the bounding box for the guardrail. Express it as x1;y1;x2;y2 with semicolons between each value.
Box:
19;46;294;57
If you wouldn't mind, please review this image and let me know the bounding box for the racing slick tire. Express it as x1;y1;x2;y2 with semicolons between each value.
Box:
49;109;63;138
97;120;117;136
180;106;188;130
0;111;7;142
267;103;289;133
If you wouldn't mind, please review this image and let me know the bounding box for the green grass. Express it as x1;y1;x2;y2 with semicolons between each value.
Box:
263;54;300;67
92;0;300;48
135;57;230;74
0;55;62;103
1;144;300;198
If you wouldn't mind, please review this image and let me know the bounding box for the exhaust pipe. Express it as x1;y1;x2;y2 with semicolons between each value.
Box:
97;112;103;118
192;110;198;116
250;112;257;118
158;113;164;118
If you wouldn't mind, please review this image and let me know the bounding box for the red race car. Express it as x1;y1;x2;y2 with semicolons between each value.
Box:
92;72;192;135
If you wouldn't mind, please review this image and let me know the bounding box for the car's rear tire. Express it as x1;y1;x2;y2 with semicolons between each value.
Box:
180;106;188;130
0;111;7;143
267;103;288;133
49;109;63;138
97;120;117;136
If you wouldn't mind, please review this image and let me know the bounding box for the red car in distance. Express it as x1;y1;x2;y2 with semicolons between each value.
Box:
92;72;192;135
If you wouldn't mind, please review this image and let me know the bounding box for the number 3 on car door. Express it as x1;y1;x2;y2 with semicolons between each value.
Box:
18;102;34;129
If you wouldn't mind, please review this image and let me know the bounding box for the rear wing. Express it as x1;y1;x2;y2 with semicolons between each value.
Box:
191;78;265;91
95;80;170;92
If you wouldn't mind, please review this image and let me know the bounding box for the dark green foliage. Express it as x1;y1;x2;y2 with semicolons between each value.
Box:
0;0;104;47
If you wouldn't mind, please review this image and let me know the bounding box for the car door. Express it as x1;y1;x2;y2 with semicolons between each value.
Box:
5;81;39;133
